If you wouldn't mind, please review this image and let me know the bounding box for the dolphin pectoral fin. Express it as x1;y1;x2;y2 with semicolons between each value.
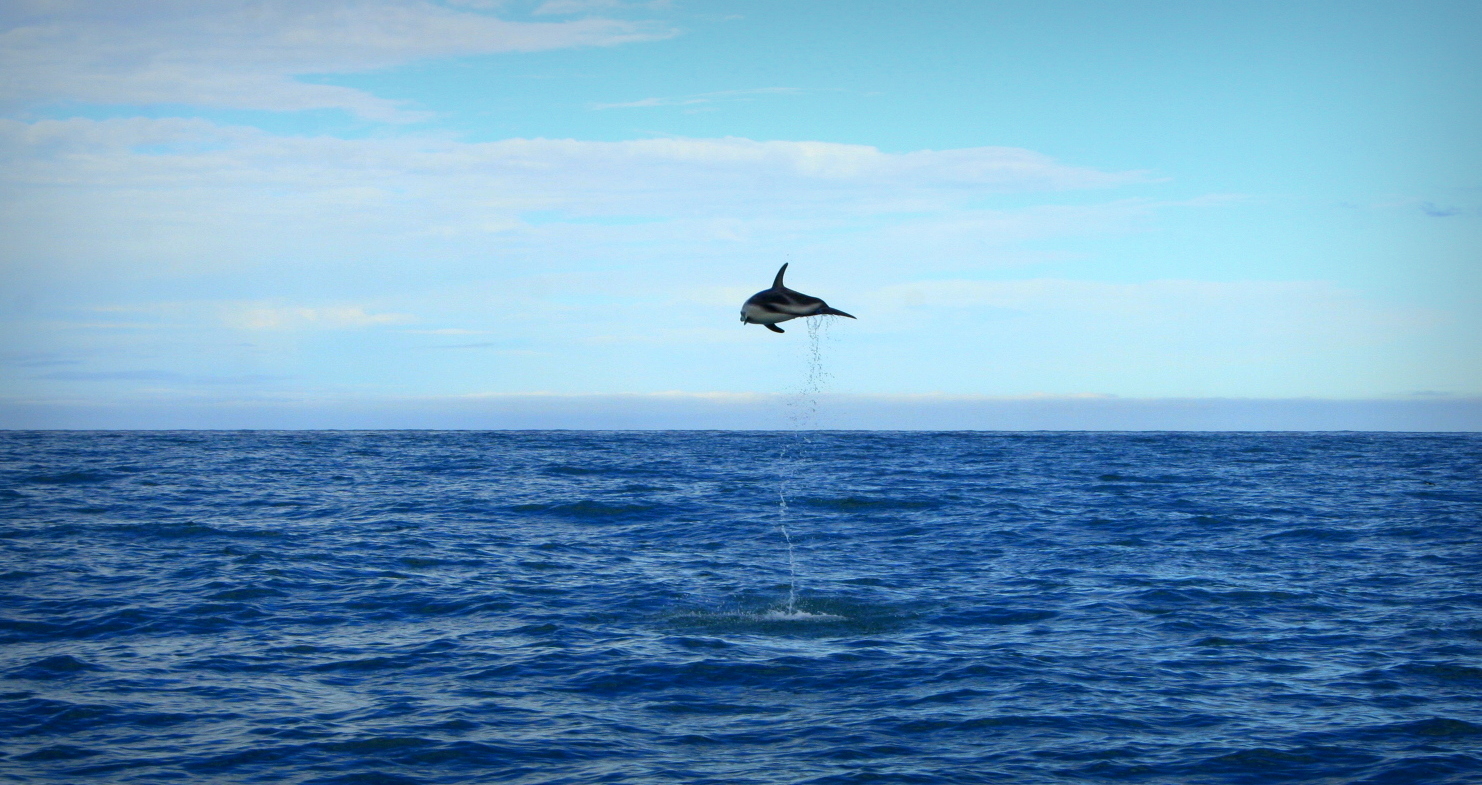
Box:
766;323;786;333
818;306;856;319
772;263;789;290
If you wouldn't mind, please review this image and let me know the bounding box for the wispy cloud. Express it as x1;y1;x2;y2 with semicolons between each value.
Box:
592;87;801;110
1420;202;1462;217
0;0;674;120
0;117;1148;282
33;369;287;385
1;117;1141;209
0;353;80;369
221;304;415;330
4;391;1478;431
426;343;541;353
1341;197;1470;217
533;0;672;15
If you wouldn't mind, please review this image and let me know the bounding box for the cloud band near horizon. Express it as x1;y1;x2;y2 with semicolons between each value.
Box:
3;393;1478;432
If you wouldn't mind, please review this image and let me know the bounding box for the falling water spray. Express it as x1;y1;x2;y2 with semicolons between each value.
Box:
774;317;833;614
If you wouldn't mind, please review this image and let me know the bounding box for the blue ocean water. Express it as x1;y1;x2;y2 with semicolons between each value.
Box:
1;430;1479;785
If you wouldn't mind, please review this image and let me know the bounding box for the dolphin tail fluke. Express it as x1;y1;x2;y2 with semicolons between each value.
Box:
818;306;856;319
772;263;789;290
765;323;785;333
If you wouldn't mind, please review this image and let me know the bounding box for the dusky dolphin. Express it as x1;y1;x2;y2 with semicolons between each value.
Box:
740;264;856;333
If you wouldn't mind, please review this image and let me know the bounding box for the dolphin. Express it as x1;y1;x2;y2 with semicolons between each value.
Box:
740;264;856;333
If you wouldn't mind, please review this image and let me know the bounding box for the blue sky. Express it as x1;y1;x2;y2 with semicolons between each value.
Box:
1;0;1479;428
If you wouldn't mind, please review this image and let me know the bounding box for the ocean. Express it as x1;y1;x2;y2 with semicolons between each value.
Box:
1;430;1479;784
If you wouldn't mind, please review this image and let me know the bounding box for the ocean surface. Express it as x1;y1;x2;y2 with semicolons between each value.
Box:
1;430;1480;785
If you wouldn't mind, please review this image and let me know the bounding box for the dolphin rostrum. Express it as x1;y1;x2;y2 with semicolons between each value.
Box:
740;263;856;333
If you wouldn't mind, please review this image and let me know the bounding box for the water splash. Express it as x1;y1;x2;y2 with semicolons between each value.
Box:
773;317;835;613
785;318;832;428
674;608;846;624
755;608;843;621
776;475;799;613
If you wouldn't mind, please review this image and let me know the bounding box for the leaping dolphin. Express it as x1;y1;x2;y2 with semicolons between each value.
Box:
740;264;856;334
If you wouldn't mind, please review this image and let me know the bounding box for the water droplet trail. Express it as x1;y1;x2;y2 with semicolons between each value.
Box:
774;317;835;614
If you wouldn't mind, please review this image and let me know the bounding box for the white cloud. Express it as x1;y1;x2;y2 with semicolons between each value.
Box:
0;0;673;120
4;391;1479;430
533;0;671;15
0;117;1141;200
0;117;1147;282
592;87;801;110
222;303;415;330
47;299;416;331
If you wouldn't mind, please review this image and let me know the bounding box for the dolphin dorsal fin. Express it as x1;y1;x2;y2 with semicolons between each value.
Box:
772;263;789;290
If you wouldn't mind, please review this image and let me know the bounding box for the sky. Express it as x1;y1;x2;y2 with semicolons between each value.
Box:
2;0;1479;429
